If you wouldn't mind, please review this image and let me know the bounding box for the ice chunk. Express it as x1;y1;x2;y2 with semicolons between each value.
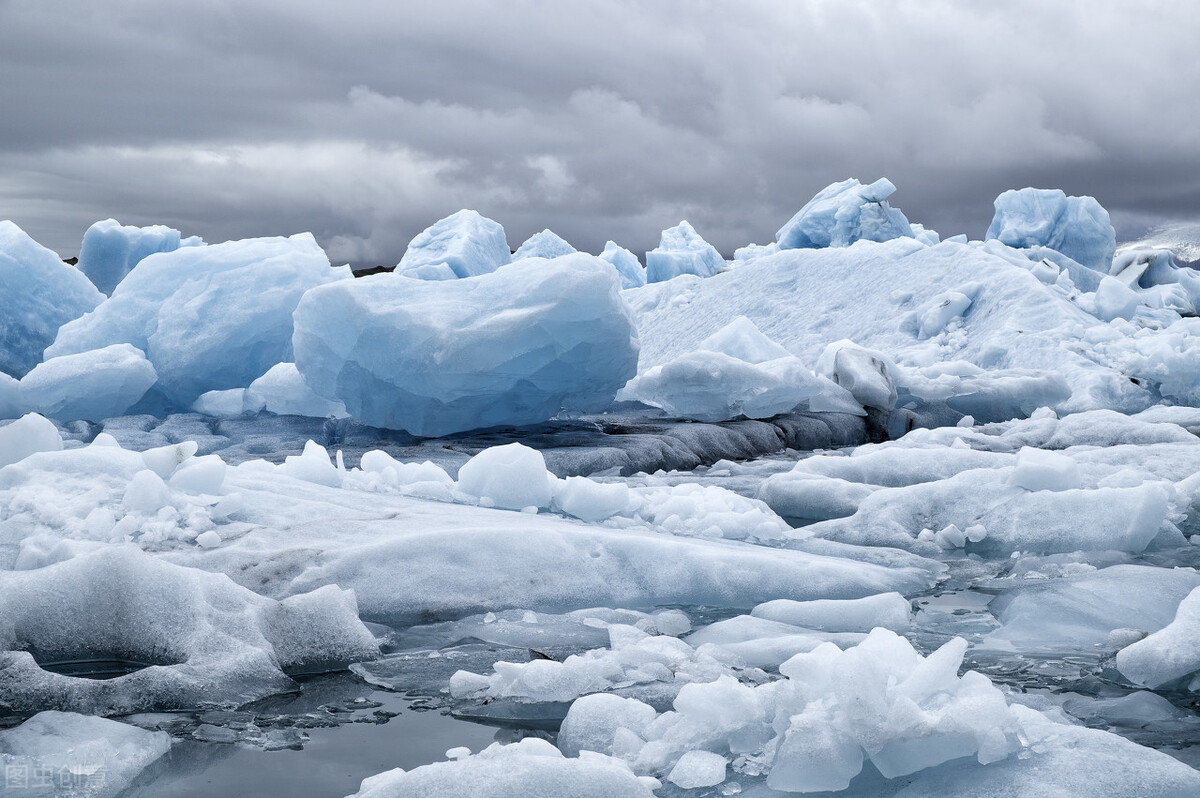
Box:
76;218;190;296
1009;446;1081;492
19;343;157;421
0;221;104;378
243;362;348;418
48;233;347;407
457;443;554;510
395;209;511;280
293;254;638;436
776;178;915;249
599;241;646;288
554;476;631;522
280;440;343;487
349;738;657;798
915;290;974;339
190;388;247;418
140;440;198;480
986;187;1116;272
817;340;898;410
1117;585;1200;688
513;228;576;260
751;592;911;633
0;412;63;468
0;547;378;715
667;750;726;788
645;220;723;282
0;711;171;798
0;371;21;419
558;693;658;757
1093;274;1140;321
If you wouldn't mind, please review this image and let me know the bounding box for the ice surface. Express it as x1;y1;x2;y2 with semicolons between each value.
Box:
47;233;348;407
644;220;724;283
348;738;658;798
625;237;1153;415
986;187;1116;272
1009;445;1081;491
0;412;63;468
619;317;830;422
0;546;378;715
395;208;511;280
512;228;576;260
19;343;157;421
293;254;638;436
0;711;171;798
983;564;1200;652
76;218;194;296
776;178;915;249
599;241;646;288
0;221;104;378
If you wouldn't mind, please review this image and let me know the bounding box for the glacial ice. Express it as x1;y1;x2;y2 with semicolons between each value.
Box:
293;254;639;436
512;228;576;260
0;221;104;379
19;343;157;421
47;233;348;407
4;179;1200;793
395;208;511;279
644;220;724;283
986;187;1116;272
599;240;647;288
76;218;199;296
776;177;915;249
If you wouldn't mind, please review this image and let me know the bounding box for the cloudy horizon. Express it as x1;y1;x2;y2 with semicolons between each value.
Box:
2;0;1197;266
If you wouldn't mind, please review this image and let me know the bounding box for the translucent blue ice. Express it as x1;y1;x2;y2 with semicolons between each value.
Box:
47;233;348;408
599;241;646;288
395;209;511;280
293;253;639;436
645;221;724;283
986;187;1116;272
76;218;203;296
776;178;915;250
0;221;103;378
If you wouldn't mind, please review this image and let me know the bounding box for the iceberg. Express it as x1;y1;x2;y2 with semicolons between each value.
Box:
395;208;511;280
0;221;104;378
512;228;576;260
598;241;646;288
293;254;639;436
986;187;1116;272
644;220;723;282
76;218;199;296
776;177;915;249
47;233;349;407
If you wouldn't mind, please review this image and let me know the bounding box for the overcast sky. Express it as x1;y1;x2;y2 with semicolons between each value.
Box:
1;0;1197;266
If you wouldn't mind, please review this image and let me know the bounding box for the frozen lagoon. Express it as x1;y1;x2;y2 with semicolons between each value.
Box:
5;181;1200;795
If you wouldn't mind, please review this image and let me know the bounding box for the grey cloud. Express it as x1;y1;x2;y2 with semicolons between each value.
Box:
1;0;1197;265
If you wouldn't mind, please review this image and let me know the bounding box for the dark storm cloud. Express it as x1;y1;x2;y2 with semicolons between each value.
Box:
1;0;1197;266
